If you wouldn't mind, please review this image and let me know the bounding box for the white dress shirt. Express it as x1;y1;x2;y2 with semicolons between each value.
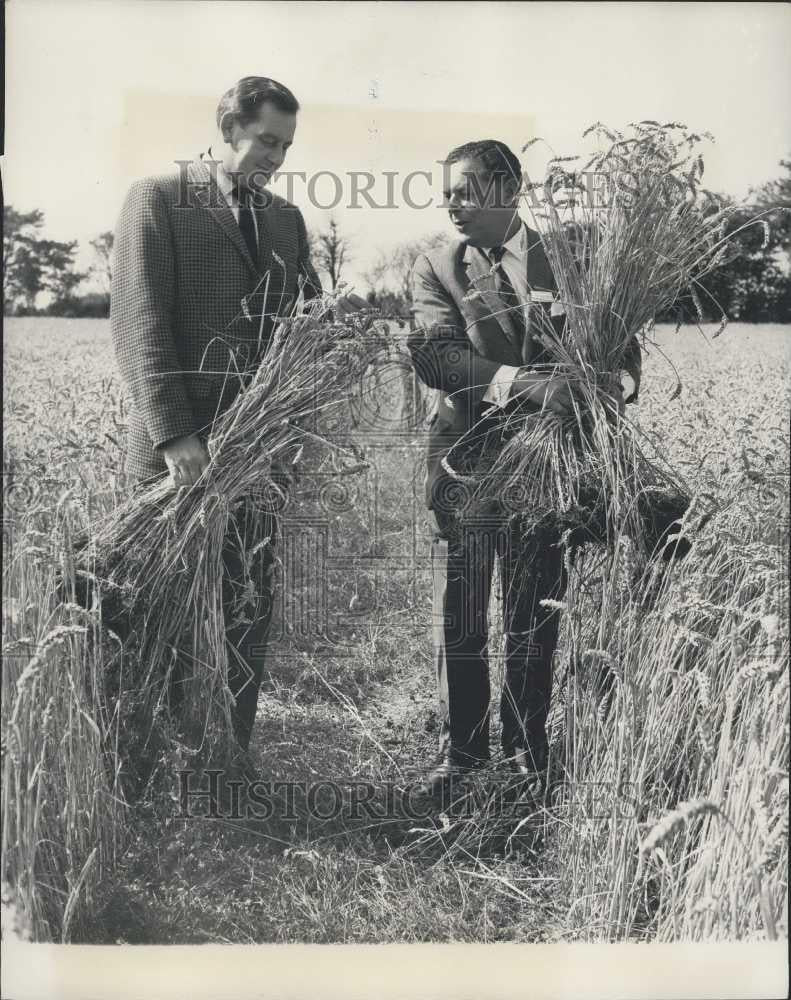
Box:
213;153;261;249
478;221;564;408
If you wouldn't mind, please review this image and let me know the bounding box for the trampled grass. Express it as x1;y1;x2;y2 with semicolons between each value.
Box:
2;317;788;942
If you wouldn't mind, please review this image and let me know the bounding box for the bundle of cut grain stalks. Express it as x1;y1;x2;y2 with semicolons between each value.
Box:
69;294;388;770
444;121;773;558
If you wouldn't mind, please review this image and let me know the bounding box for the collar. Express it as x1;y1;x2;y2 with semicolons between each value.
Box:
207;147;236;198
486;219;526;262
460;219;527;267
470;218;527;266
500;218;527;257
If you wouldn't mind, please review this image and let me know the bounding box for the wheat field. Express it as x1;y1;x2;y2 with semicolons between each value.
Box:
2;317;789;943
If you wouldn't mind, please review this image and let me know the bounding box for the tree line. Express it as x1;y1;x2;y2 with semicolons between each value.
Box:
3;158;789;321
689;159;791;323
3;208;114;317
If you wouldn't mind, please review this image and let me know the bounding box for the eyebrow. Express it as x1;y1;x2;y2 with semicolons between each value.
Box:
257;131;291;143
444;180;473;196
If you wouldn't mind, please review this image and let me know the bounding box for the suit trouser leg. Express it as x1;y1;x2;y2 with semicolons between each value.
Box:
499;520;567;770
127;478;277;751
431;510;497;765
127;476;188;721
431;526;451;752
221;504;278;752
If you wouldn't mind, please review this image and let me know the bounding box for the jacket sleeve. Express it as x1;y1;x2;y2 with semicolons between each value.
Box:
110;179;196;450
407;252;503;411
295;207;322;302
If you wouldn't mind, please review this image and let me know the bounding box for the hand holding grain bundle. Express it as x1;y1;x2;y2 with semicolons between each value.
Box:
445;122;771;555
72;294;385;759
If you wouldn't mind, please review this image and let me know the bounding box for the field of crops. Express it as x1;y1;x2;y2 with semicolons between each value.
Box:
2;316;789;944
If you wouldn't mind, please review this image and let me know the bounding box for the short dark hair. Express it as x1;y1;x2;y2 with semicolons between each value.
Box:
445;139;522;189
216;76;300;131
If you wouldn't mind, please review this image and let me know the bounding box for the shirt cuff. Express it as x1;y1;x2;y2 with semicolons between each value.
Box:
482;365;522;407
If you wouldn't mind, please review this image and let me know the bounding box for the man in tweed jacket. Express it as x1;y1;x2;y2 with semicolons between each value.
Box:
111;77;324;751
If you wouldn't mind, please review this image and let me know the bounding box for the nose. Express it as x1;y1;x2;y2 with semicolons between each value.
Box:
269;146;287;170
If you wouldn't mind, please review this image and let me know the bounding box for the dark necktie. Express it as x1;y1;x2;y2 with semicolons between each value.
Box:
232;183;258;263
489;245;527;348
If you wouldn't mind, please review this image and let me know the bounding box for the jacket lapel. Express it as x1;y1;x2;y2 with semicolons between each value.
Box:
459;244;523;365
254;204;274;276
190;156;259;276
523;227;558;365
460;242;523;363
525;226;554;291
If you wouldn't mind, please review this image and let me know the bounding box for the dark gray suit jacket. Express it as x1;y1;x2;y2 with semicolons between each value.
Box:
407;227;557;510
407;226;641;510
111;154;321;483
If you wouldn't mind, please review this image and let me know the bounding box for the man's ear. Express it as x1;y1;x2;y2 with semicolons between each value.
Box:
218;111;237;144
502;176;522;208
507;177;521;200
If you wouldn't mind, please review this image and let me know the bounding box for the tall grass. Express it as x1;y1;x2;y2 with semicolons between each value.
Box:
549;497;788;940
392;326;789;943
2;305;390;939
399;492;788;941
2;315;788;943
2;327;131;939
2;492;125;940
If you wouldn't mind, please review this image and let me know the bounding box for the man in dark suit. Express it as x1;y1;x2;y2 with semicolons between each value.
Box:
408;139;636;796
111;76;360;752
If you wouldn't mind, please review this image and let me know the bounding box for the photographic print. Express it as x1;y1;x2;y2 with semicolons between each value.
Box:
2;2;789;997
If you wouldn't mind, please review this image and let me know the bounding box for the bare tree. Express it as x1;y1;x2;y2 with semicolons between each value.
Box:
311;217;349;292
363;231;449;316
363;231;450;428
90;230;114;294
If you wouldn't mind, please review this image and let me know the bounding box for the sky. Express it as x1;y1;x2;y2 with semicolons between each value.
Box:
4;0;791;291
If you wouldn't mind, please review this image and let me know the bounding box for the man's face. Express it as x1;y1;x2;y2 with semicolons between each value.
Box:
222;101;297;193
444;157;519;247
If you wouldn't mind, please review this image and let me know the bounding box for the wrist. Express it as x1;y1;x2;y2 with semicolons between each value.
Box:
160;432;200;454
516;369;542;404
159;433;188;451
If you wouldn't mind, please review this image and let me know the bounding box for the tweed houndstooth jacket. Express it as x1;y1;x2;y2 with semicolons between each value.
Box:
111;154;322;484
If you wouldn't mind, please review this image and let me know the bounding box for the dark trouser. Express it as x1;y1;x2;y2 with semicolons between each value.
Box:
132;477;277;752
430;507;567;770
220;500;278;751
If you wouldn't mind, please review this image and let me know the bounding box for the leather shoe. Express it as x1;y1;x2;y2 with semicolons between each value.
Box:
509;747;544;775
416;748;487;800
505;747;547;799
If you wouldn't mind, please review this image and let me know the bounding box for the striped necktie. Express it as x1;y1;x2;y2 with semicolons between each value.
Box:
489;244;527;348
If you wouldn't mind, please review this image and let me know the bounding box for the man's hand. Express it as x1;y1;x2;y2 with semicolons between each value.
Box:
334;292;369;318
160;433;210;488
511;370;575;417
603;384;626;419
